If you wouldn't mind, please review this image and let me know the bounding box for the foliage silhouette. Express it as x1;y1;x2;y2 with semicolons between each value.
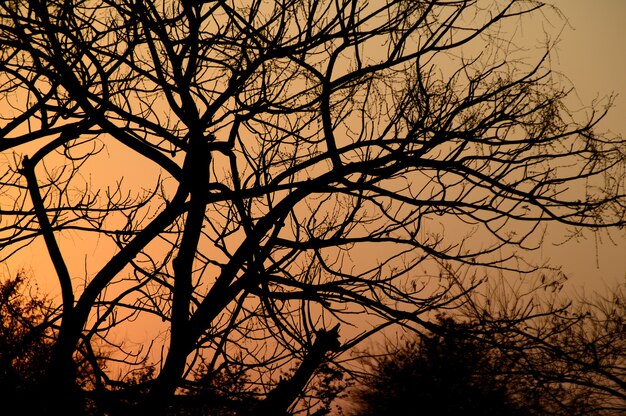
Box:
0;272;54;409
0;272;98;413
349;317;533;416
349;308;625;416
0;0;624;414
467;280;626;415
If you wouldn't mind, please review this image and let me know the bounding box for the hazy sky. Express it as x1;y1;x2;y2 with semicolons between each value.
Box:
3;1;625;296
540;0;626;291
551;0;626;132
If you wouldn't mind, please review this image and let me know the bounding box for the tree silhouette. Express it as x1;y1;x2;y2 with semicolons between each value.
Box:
349;317;534;416
0;0;624;414
466;279;626;415
0;272;54;407
0;272;103;413
348;305;626;416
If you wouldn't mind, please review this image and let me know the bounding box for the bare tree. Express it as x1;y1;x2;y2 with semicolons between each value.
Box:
474;279;626;415
0;0;624;414
414;269;626;415
349;275;626;416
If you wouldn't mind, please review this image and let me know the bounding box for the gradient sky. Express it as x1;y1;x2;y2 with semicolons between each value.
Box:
3;1;625;297
551;0;626;131
536;1;626;293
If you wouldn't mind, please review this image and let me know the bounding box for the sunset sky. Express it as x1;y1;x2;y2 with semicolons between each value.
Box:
1;3;623;414
538;0;626;292
3;1;625;297
551;0;626;132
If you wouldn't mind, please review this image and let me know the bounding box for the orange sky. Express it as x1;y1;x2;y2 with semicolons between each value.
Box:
551;0;626;131
534;1;626;293
2;0;625;298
